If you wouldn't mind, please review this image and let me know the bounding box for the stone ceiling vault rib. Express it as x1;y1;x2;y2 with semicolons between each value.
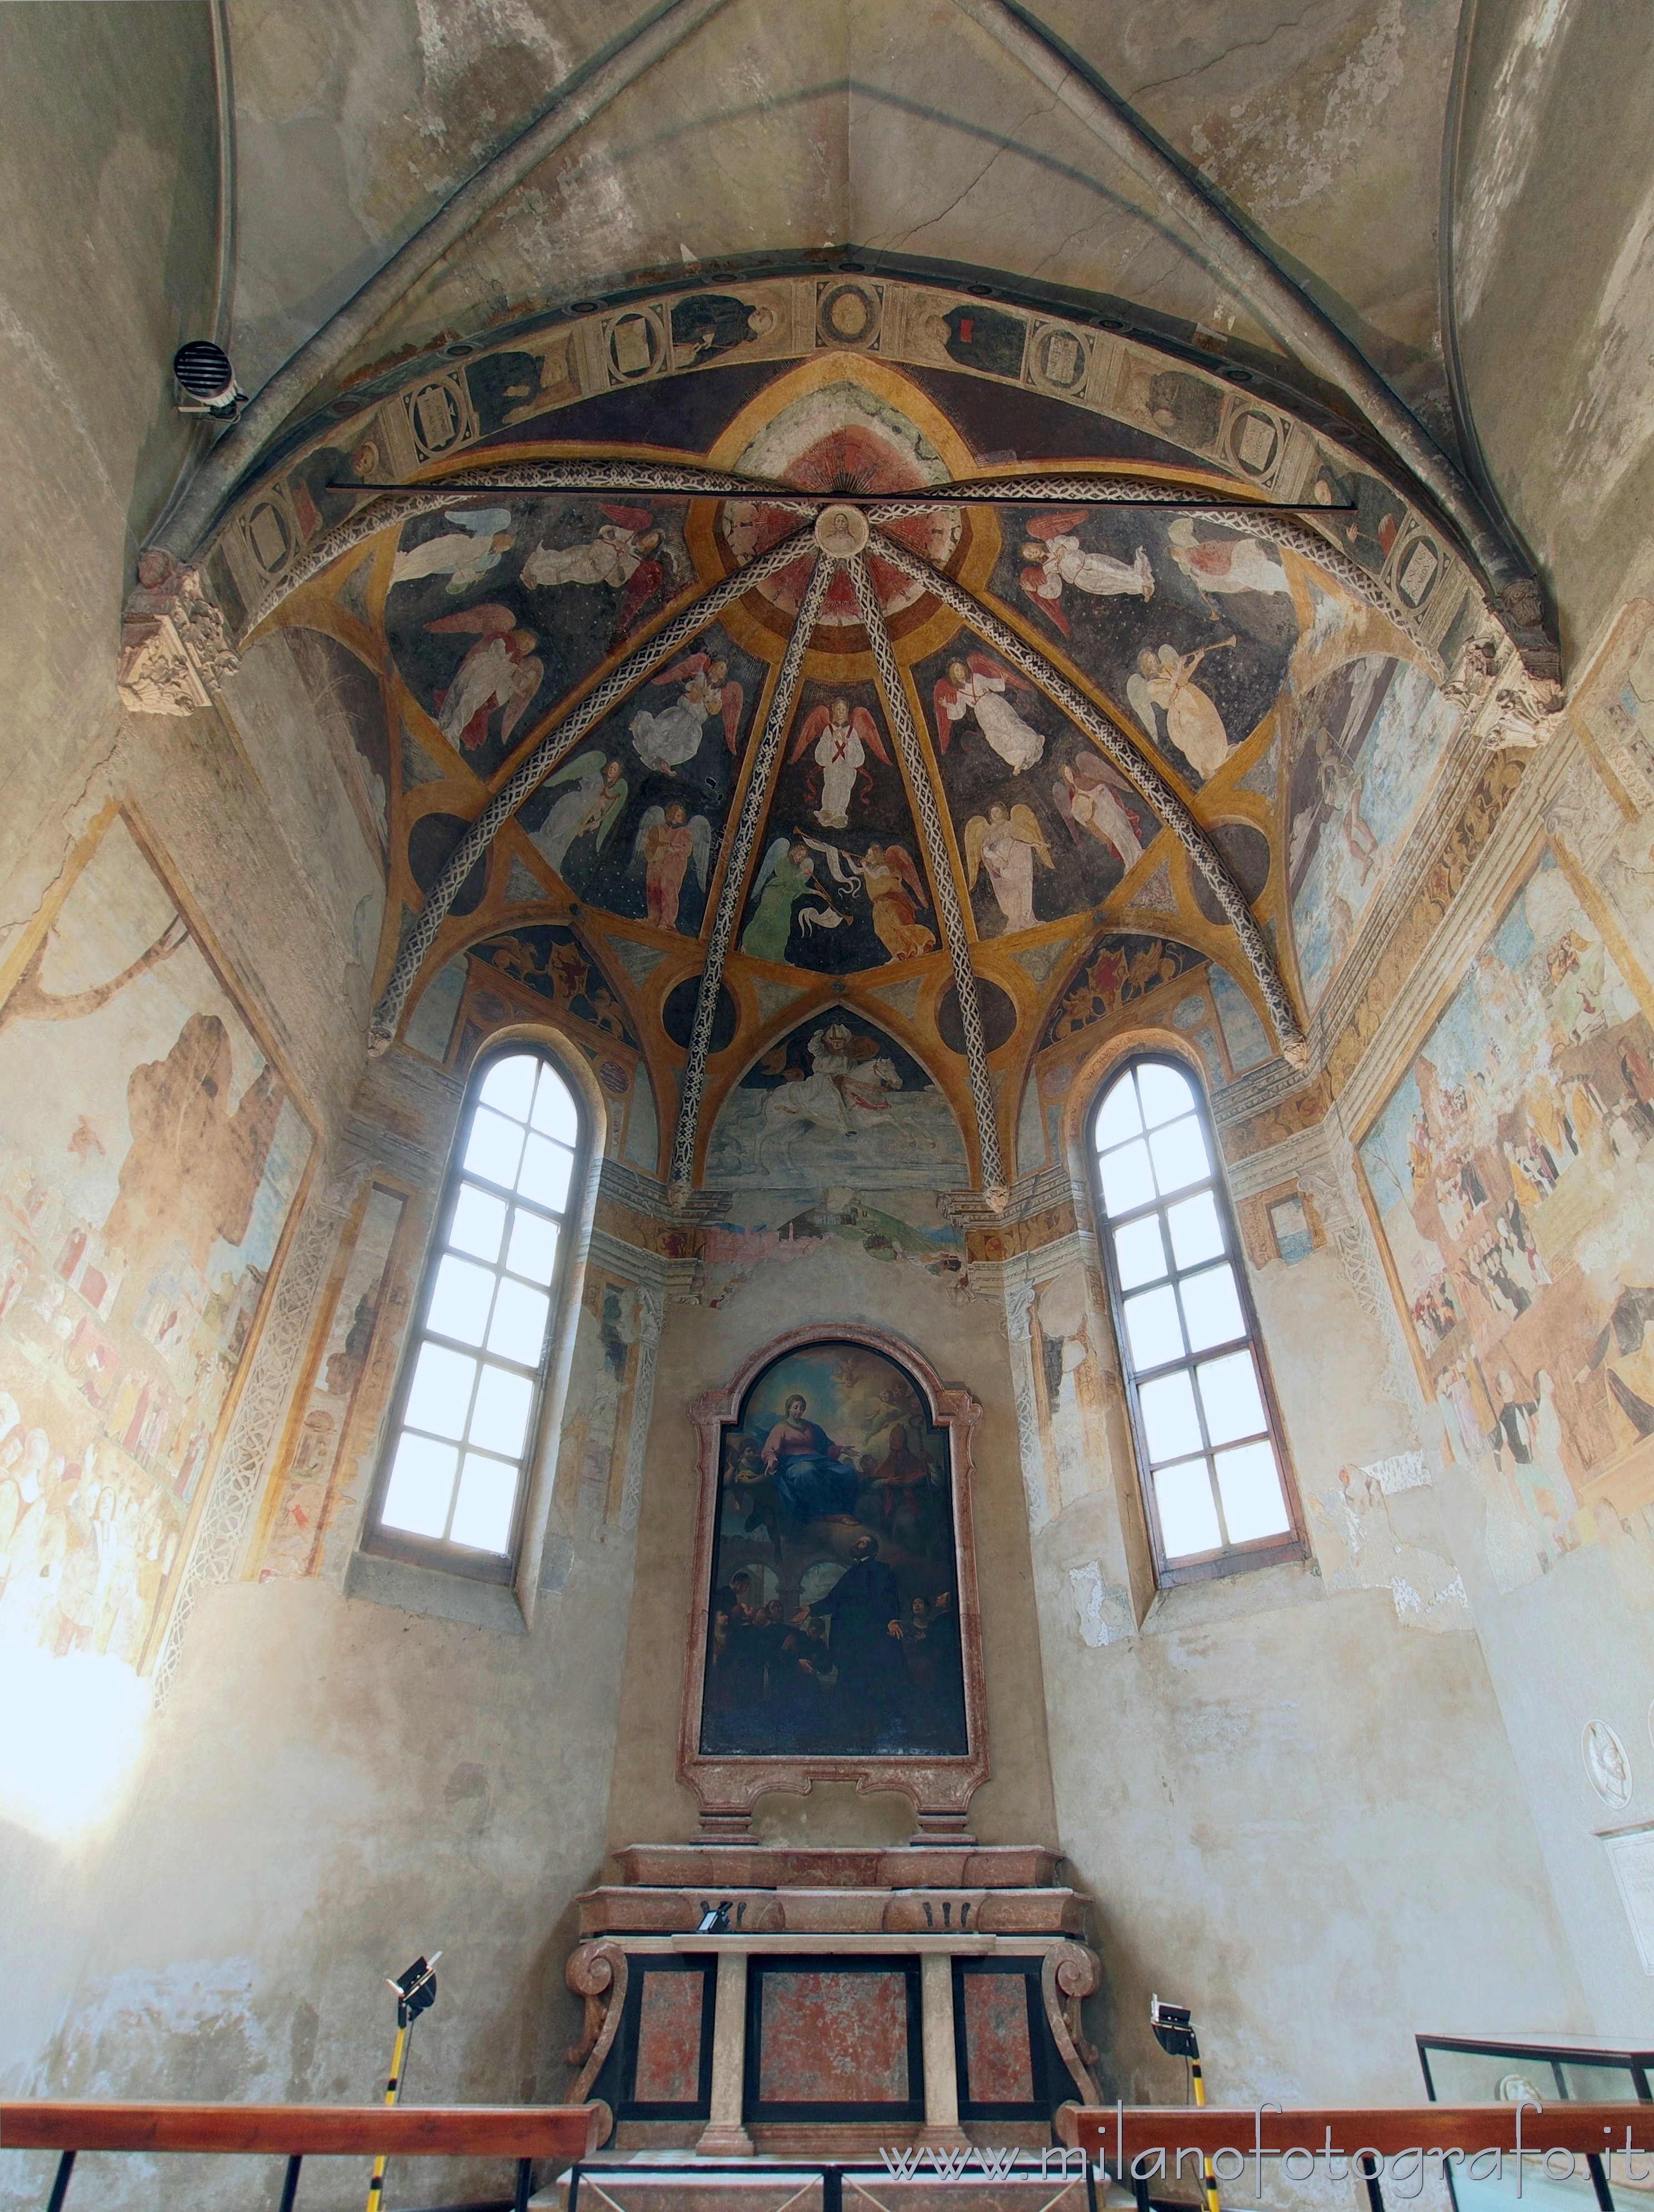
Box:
668;554;833;1204
851;551;1007;1206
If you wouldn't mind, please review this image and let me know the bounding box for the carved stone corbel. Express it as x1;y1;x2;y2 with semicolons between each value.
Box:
1042;1940;1103;2105
1445;628;1565;754
564;1936;628;2134
118;549;239;715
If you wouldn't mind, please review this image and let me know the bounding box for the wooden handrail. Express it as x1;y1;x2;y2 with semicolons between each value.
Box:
1062;2104;1654;2159
0;2102;604;2159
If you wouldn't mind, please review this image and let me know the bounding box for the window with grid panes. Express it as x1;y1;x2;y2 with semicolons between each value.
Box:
371;1049;580;1574
1091;1057;1301;1581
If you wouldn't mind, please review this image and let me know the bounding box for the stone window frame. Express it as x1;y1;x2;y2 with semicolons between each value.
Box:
361;1039;588;1585
1088;1052;1306;1588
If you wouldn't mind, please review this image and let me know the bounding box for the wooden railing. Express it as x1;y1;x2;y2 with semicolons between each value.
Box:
1062;2103;1654;2211
1062;2103;1654;2156
0;2100;604;2212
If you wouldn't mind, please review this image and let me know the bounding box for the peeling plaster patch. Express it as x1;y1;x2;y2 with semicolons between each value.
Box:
1186;0;1408;223
1561;180;1654;512
1456;0;1576;319
413;0;569;96
1069;1559;1132;1648
30;1958;272;2101
1360;1449;1430;1493
1391;1570;1467;1625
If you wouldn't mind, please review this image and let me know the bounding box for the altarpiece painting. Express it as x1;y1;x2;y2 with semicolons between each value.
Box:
679;1327;986;1832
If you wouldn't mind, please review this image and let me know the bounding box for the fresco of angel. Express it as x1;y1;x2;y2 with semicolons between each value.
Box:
1018;510;1153;635
426;604;542;752
628;652;743;774
391;507;512;595
965;802;1053;932
520;503;669;642
1053;754;1145;869
742;837;847;960
789;697;891;830
932;654;1046;774
860;843;935;960
529;752;628;874
1127;638;1235;779
633;800;712;933
1165;517;1291;613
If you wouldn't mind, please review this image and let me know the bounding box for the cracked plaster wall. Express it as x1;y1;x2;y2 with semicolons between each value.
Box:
1453;0;1654;663
0;2;217;948
1008;1159;1581;2111
604;1228;1060;1850
223;0;1468;436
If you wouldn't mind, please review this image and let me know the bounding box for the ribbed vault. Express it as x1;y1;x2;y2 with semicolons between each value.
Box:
179;282;1534;1210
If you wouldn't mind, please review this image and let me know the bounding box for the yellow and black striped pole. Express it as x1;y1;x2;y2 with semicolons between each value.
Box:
365;1954;440;2212
1188;2050;1222;2212
1150;1996;1220;2212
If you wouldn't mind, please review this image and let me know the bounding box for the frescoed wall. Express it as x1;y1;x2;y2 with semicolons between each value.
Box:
0;809;315;1671
254;1182;409;1583
17;0;1654;2186
1288;655;1462;1009
705;1008;966;1190
1358;844;1654;1592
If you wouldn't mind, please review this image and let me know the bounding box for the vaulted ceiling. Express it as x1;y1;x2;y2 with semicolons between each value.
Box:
137;0;1598;1207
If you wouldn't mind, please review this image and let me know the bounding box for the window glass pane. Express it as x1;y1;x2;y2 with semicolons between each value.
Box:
377;1048;586;1567
449;1182;506;1263
1113;1214;1168;1292
1196;1350;1267;1444
382;1433;457;1538
517;1132;573;1212
468;1365;534;1459
1096;1076;1143;1150
506;1210;560;1287
1123;1284;1185;1372
464;1105;526;1189
1180;1263;1246;1353
1139;1369;1203;1463
479;1053;537;1120
1154;1458;1222;1556
1148;1113;1209;1195
529;1067;578;1144
404;1343;477;1442
1100;1137;1154;1217
1214;1442;1290;1541
1166;1189;1225;1269
427;1254;496;1348
450;1452;517;1553
1137;1062;1195;1129
487;1276;551;1365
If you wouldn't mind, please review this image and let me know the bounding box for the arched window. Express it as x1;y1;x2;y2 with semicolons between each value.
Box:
368;1047;582;1576
1091;1056;1302;1584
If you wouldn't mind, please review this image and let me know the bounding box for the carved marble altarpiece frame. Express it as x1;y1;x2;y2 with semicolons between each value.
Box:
677;1324;988;1837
